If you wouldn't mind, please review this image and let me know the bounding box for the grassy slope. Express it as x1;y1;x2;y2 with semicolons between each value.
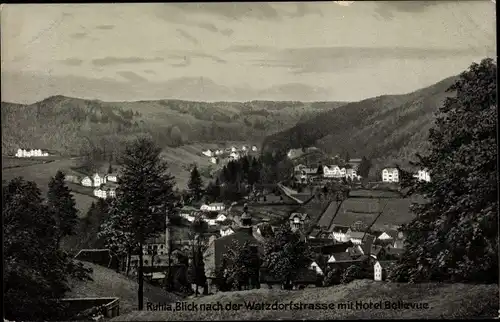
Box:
1;96;345;157
262;76;458;175
67;261;182;315
112;279;499;320
1;157;96;216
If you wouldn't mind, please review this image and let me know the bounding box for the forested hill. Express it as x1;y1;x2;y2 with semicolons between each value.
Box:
1;96;346;158
261;75;459;173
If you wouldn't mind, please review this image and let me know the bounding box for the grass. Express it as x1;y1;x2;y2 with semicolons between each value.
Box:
319;194;424;231
1;156;54;169
111;279;499;320
67;261;182;315
1;156;98;217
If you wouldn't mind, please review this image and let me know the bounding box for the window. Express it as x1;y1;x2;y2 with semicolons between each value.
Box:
160;245;164;249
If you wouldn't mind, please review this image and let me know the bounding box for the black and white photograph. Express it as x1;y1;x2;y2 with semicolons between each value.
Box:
1;1;498;320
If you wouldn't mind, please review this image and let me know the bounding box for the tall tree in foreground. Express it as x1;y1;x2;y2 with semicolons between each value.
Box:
391;58;498;283
104;136;177;310
47;170;79;247
188;166;204;202
264;224;312;289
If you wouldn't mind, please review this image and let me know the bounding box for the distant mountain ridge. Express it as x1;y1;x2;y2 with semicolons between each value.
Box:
262;75;459;175
1;96;346;158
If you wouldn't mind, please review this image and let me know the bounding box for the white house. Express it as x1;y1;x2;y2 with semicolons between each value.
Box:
289;213;309;231
93;188;107;199
241;145;248;151
382;168;399;182
377;232;393;240
330;226;350;242
230;146;237;152
324;165;344;178
206;219;217;226
220;227;235;237
106;173;118;183
210;157;217;164
251;146;258;152
81;176;93;187
214;149;222;156
200;203;225;212
309;261;324;275
346;231;365;245
414;169;431;182
346;168;357;179
92;173;105;187
202;149;214;157
216;214;227;222
374;261;396;281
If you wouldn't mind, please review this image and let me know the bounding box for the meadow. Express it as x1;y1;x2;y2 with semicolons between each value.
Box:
112;279;499;320
67;261;181;315
1;157;97;217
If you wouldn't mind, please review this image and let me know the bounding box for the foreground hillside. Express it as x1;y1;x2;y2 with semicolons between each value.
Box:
67;261;182;315
1;96;345;158
262;76;458;175
112;279;498;320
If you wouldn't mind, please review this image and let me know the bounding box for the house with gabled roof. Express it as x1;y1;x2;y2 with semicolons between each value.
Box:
329;225;350;242
289;212;309;231
374;260;397;281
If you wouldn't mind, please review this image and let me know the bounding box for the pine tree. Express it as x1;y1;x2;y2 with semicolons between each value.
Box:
47;170;78;247
188;166;204;202
391;58;498;283
3;177;92;321
101;136;177;310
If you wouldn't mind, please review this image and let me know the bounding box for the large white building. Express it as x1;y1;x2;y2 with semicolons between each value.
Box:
382;168;399;182
414;169;431;182
15;149;49;158
200;203;225;212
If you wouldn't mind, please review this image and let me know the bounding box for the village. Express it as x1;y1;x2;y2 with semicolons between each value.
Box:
109;149;433;295
201;144;259;164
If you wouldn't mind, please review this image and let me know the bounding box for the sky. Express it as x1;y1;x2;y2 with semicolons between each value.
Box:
1;1;496;103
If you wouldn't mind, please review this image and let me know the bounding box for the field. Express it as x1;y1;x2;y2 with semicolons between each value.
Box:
319;194;423;231
111;279;499;320
67;261;182;315
1;157;97;217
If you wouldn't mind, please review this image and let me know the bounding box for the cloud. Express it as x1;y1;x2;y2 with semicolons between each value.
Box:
220;28;234;36
191;52;227;64
169;55;191;68
223;45;277;54
69;32;88;39
176;29;199;45
60;58;84;66
95;24;115;30
166;51;226;67
253;46;491;74
167;3;281;20
117;71;148;82
92;57;165;66
373;1;458;20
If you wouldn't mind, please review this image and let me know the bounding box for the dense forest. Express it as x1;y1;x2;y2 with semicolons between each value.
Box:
1;96;345;161
261;76;459;176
